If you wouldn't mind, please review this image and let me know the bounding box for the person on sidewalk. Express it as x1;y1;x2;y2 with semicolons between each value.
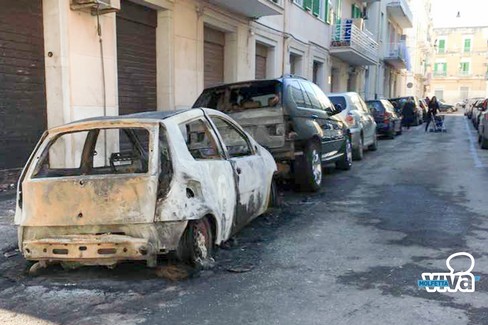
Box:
425;96;440;132
402;98;416;130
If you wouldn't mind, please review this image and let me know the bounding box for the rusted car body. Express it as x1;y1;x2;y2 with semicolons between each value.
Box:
15;108;277;267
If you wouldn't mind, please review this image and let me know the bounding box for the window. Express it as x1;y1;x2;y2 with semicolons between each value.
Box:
294;0;304;6
288;80;307;107
459;61;470;76
212;118;253;158
463;38;472;53
434;62;447;76
301;81;322;110
434;89;444;101
437;39;446;54
351;4;362;18
290;53;303;75
33;127;151;178
179;119;221;160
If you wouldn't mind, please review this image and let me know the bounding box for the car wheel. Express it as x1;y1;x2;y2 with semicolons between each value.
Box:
336;137;352;170
177;217;213;268
267;178;280;208
481;136;488;149
352;136;364;161
368;133;378;151
294;141;322;192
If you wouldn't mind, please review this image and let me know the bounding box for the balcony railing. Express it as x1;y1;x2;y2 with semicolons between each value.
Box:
209;0;283;18
386;0;413;28
384;42;409;69
433;71;447;77
330;21;379;66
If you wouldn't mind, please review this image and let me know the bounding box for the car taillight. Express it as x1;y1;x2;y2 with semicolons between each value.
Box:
384;112;391;122
345;114;355;127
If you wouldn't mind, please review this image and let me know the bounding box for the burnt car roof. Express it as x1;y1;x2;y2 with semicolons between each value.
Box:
199;79;283;91
70;109;191;124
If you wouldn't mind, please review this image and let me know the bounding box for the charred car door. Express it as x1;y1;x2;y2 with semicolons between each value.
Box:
208;114;267;234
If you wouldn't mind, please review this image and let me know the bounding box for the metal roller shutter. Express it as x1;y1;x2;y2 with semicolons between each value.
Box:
116;0;157;116
255;43;267;80
204;27;225;88
0;0;46;179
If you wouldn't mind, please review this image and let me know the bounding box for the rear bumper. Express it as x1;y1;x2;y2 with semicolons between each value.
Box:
22;234;152;265
349;128;361;150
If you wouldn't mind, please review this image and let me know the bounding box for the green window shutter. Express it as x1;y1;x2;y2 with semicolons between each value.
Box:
352;4;361;18
336;0;342;20
443;63;447;73
312;0;320;16
304;0;312;10
438;39;445;53
464;39;471;52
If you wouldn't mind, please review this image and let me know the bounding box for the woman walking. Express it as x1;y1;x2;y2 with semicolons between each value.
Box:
425;96;440;132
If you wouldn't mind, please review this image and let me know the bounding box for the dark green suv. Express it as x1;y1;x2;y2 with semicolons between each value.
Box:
193;75;352;192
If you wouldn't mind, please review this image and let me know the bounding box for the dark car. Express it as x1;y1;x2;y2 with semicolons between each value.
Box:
193;75;352;192
438;100;455;113
365;100;402;138
388;96;423;125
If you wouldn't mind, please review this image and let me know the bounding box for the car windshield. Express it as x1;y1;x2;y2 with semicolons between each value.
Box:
366;101;384;113
194;80;282;113
328;96;347;110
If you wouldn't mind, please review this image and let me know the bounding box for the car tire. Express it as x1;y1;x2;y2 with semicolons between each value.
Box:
267;178;280;208
336;137;352;171
368;133;378;151
294;141;322;192
352;136;364;161
481;136;488;149
177;217;213;268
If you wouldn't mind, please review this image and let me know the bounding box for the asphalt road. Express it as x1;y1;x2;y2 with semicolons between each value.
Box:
0;113;487;325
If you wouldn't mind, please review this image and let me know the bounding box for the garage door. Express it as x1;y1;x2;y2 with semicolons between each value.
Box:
0;0;46;177
255;43;267;80
204;27;225;88
117;0;157;116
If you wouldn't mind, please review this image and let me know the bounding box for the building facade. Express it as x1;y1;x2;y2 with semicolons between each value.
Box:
0;0;433;183
430;26;488;103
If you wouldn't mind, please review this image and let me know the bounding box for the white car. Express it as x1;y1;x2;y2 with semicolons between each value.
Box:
328;92;378;160
15;108;277;269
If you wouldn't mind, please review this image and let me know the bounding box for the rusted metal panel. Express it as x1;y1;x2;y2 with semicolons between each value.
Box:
0;0;46;173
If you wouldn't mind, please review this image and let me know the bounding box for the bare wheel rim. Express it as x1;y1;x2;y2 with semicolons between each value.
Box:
311;149;322;185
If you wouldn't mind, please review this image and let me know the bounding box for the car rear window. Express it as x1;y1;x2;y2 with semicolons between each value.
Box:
328;96;346;110
193;80;282;113
366;101;384;113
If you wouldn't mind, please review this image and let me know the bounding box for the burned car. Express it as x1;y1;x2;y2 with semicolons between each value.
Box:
193;76;352;192
15;108;277;268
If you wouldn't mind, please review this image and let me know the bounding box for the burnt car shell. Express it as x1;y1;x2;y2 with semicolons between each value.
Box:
15;109;277;267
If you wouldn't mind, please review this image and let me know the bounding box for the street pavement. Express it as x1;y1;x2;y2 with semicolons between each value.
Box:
0;113;487;325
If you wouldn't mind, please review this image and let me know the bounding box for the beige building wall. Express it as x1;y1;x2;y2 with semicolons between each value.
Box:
430;26;488;103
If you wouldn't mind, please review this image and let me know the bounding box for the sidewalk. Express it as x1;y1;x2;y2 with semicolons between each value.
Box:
0;191;18;253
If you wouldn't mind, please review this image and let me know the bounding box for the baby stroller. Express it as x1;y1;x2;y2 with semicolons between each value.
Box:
429;113;446;132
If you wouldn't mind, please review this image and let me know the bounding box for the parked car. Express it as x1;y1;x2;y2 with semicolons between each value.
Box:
419;98;429;120
478;102;488;149
438;100;456;113
365;99;402;139
193;76;352;192
388;96;423;125
15;109;277;269
471;98;487;129
465;97;484;119
328;92;378;160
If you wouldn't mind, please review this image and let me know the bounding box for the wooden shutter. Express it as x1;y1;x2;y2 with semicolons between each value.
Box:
255;44;267;80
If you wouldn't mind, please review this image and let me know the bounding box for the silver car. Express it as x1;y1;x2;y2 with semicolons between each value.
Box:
15;108;277;269
328;92;378;160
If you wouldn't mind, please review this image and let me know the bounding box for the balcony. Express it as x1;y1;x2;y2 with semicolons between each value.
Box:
433;71;447;77
386;0;413;29
330;21;379;66
384;42;409;70
209;0;283;18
